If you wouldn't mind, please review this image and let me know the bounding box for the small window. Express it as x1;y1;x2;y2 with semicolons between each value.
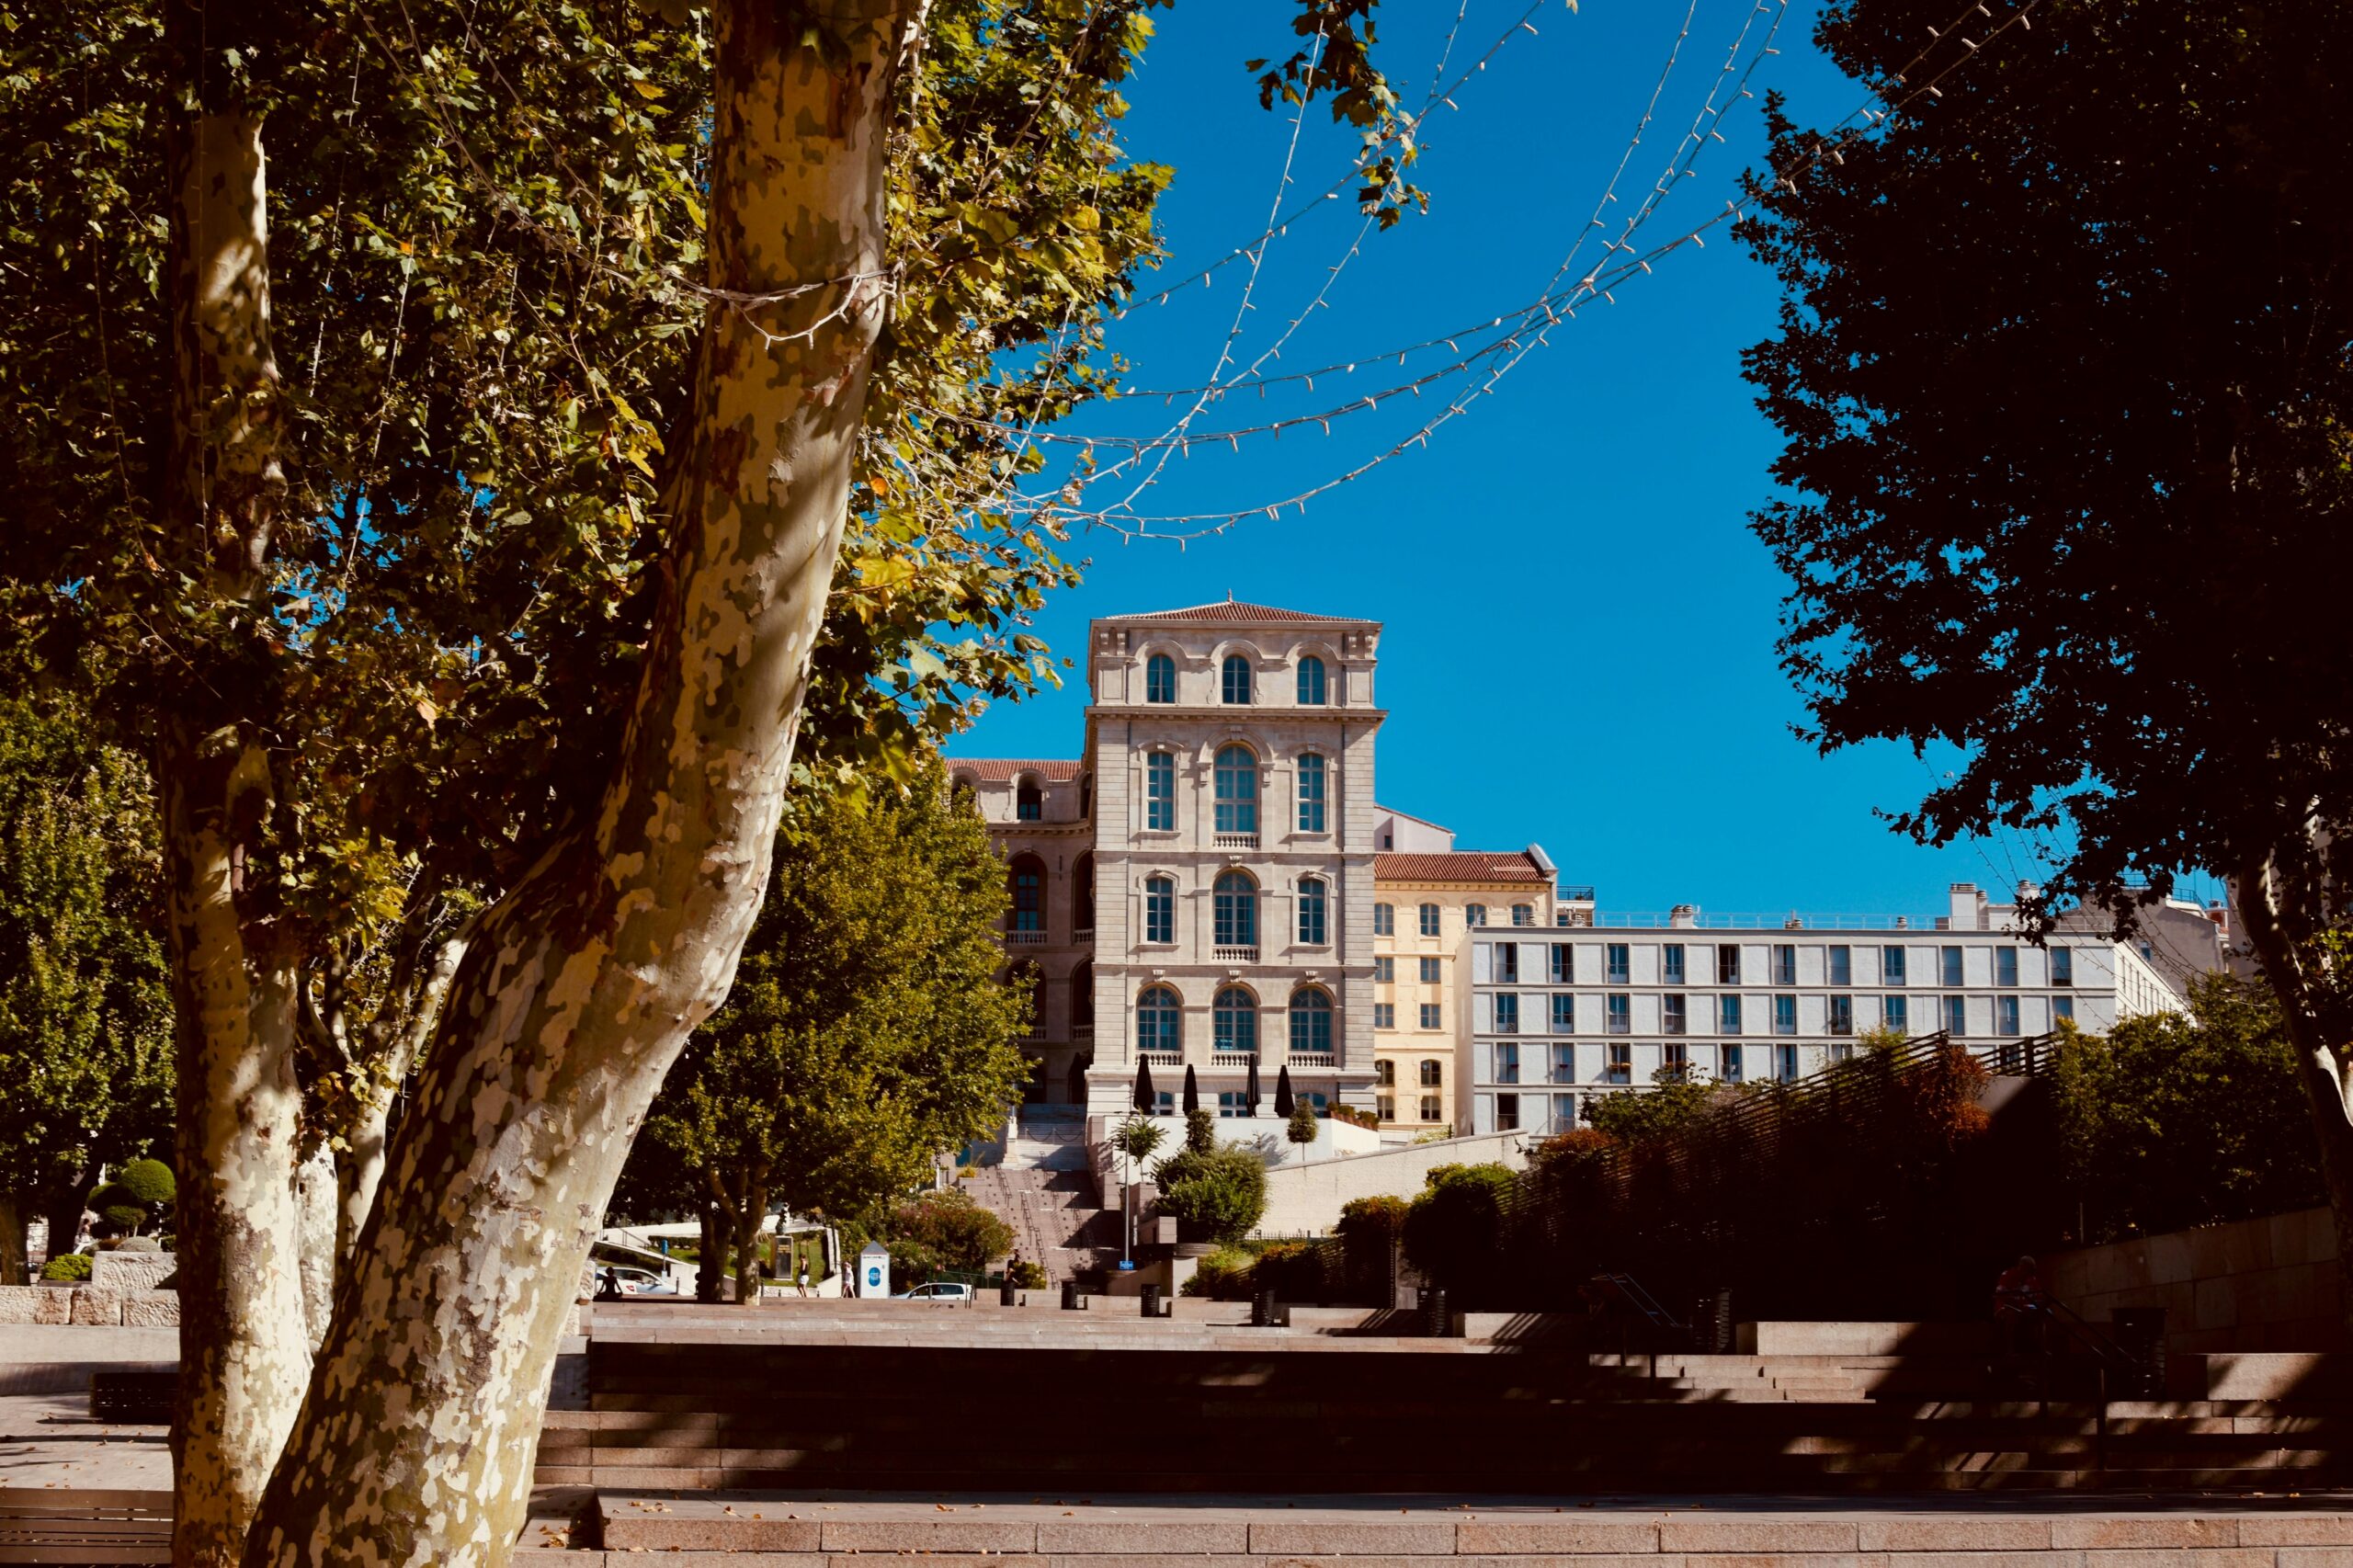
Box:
1996;948;2018;987
1722;1043;1745;1084
1419;1003;1442;1030
1296;753;1326;833
1137;986;1180;1053
1495;944;1518;983
1213;986;1257;1056
1290;987;1334;1056
1418;1059;1443;1087
1997;995;2021;1036
1551;994;1574;1034
1419;1095;1443;1121
1297;877;1327;946
1376;1060;1396;1086
1494;1041;1520;1082
1495;1093;1520;1131
1663;1040;1688;1074
1828;945;1852;986
1009;855;1045;933
1374;1003;1395;1029
1663;994;1687;1035
1606;943;1631;984
1494;994;1520;1033
1376;1095;1395;1121
1466;903;1488;927
1883;994;1909;1032
1074;854;1095;932
2051;947;2074;986
1771;944;1797;985
1721;994;1744;1035
1774;994;1798;1035
1156;1090;1176;1116
1418;956;1440;984
1373;903;1394;936
1016;777;1042;821
1221;654;1253;705
1213;745;1257;835
1606;994;1631;1035
1144;876;1175;944
1663;944;1687;986
1552;1094;1577;1132
1549;943;1571;983
1145;751;1176;832
1213;870;1257;949
1717;944;1742;984
1829;995;1853;1035
1145;653;1176;703
1940;946;1964;987
1944;994;1967;1035
2052;996;2075;1023
1373;956;1394;983
1883;946;1908;986
1297;654;1327;705
1217;1090;1246;1119
1551;1043;1575;1084
1511;904;1532;927
1776;1044;1799;1083
1604;1042;1631;1085
1418;903;1440;937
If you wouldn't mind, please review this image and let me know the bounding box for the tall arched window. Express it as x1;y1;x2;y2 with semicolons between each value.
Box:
1213;869;1257;949
1296;752;1325;833
1145;750;1176;831
1145;653;1176;703
1137;986;1181;1055
1070;961;1094;1031
1297;655;1327;705
1213;986;1257;1056
1143;875;1175;944
1016;775;1042;821
1376;1060;1396;1085
1073;853;1096;931
1290;987;1334;1057
1221;654;1253;705
1008;854;1046;933
1213;744;1257;835
1297;877;1328;945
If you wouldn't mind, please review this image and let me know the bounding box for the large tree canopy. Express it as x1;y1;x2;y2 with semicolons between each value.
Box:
1739;0;2353;1289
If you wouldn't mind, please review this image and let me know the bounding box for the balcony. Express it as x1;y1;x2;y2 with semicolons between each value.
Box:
1212;945;1258;962
1212;833;1260;850
1007;929;1047;946
1288;1053;1335;1068
1139;1051;1179;1067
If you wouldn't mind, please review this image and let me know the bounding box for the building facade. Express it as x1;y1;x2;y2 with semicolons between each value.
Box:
1463;881;2203;1137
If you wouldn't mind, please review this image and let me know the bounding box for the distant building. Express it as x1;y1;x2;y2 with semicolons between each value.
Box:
1463;881;2215;1138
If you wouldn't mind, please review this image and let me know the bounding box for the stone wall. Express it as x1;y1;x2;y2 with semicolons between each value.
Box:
1256;1128;1529;1236
2044;1206;2344;1355
0;1284;180;1326
89;1251;176;1292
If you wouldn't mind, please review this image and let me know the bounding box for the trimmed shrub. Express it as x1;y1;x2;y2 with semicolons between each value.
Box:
40;1253;92;1282
112;1159;175;1206
1402;1163;1518;1306
1180;1246;1256;1299
1152;1145;1267;1244
1335;1195;1408;1301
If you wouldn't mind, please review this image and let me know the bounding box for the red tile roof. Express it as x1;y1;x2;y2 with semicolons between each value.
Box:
1112;599;1364;625
1375;851;1552;885
946;758;1083;782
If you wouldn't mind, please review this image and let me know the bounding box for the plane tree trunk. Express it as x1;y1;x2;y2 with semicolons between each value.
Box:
242;4;910;1561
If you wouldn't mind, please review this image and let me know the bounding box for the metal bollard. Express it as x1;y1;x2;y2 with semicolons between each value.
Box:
1141;1283;1163;1319
1424;1287;1450;1339
1251;1287;1276;1328
1061;1279;1086;1312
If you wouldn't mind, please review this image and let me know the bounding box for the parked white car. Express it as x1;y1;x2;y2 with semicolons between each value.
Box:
894;1281;972;1304
604;1266;678;1296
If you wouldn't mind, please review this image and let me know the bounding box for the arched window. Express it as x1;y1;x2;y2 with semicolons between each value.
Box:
1008;854;1046;933
1070;961;1094;1030
1221;654;1253;705
1376;1060;1396;1085
1297;654;1327;705
1144;750;1176;831
1074;853;1096;932
1296;752;1325;833
1419;1058;1443;1087
1213;986;1257;1056
1297;877;1327;945
951;773;980;811
1138;986;1181;1054
1145;653;1176;704
1213;744;1257;835
1016;775;1042;821
1465;903;1487;927
1290;987;1334;1057
1213;869;1257;949
1143;875;1175;944
1079;772;1093;820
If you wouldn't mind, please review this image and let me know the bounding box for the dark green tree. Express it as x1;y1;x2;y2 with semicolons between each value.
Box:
1152;1144;1267;1244
1739;0;2353;1281
1581;1064;1717;1145
877;1189;1015;1289
1400;1162;1517;1305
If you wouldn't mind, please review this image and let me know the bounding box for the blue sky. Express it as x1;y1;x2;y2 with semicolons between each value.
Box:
950;0;2196;919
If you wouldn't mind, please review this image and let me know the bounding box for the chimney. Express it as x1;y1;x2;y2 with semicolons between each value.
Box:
1669;903;1698;929
1949;881;1988;932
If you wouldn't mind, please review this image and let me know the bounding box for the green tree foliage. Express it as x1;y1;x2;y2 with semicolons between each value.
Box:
90;1158;176;1240
876;1189;1014;1288
0;698;171;1284
1183;1107;1217;1153
1151;1144;1267;1244
628;758;1030;1302
1111;1114;1167;1169
1737;1;2353;1266
1334;1193;1406;1301
1400;1162;1517;1305
2053;977;2323;1244
1285;1099;1318;1148
1581;1064;1718;1145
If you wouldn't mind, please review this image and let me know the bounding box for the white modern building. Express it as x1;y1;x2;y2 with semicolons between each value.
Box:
1464;881;2221;1137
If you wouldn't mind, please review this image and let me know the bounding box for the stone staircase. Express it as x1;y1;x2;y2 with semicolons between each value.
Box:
958;1116;1113;1284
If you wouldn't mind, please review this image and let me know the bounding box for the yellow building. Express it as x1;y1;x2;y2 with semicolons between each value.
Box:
1368;810;1591;1133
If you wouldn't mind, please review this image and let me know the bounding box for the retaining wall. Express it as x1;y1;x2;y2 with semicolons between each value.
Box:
1256;1129;1529;1236
2045;1206;2346;1355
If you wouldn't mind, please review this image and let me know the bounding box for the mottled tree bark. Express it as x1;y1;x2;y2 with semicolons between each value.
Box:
0;1195;27;1287
160;33;309;1563
40;1172;90;1279
335;932;469;1267
244;4;910;1561
732;1169;770;1306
